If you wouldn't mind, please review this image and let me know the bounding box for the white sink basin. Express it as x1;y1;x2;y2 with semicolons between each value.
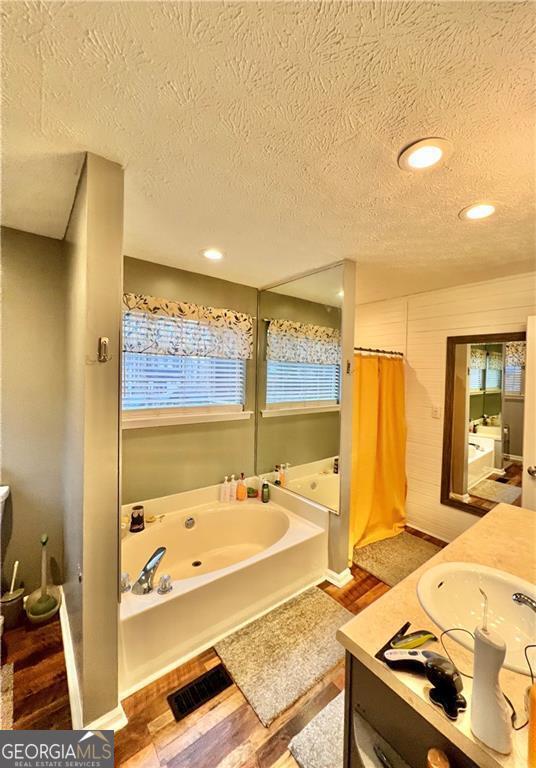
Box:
417;562;536;676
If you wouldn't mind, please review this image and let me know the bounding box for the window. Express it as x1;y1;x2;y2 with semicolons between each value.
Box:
485;367;502;390
265;319;341;412
266;360;340;406
469;367;484;391
122;293;253;425
123;352;246;410
504;364;524;396
504;341;526;396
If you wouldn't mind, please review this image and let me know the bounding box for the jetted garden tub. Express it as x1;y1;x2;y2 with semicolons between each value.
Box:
119;499;327;696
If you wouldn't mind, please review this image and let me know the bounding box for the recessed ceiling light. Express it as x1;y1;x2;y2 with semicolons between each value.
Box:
458;203;496;221
202;248;224;261
398;137;452;172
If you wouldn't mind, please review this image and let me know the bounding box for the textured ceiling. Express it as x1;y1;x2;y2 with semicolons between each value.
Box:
2;1;535;302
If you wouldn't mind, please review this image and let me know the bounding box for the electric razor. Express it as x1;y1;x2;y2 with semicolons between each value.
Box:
383;650;467;720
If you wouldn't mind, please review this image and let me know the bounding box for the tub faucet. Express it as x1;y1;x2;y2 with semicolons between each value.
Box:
132;546;166;595
512;592;536;613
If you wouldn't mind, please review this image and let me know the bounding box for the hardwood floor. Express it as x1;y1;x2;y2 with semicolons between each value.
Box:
1;614;71;730
116;527;445;767
114;568;371;768
1;528;446;768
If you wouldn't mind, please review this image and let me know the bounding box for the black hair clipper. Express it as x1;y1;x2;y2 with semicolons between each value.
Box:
384;650;466;720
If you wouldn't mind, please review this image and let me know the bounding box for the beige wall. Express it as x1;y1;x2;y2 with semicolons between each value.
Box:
122;257;257;503
63;167;87;687
503;397;524;457
1;227;66;592
356;271;536;542
63;154;123;725
256;290;341;474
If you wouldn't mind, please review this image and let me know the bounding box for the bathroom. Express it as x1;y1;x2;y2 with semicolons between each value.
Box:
1;3;536;768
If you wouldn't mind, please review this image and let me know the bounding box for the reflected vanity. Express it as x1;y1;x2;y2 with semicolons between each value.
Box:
441;332;527;515
255;265;343;513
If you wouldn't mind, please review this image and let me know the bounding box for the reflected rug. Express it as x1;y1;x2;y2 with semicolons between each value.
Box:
470;478;521;505
215;588;351;726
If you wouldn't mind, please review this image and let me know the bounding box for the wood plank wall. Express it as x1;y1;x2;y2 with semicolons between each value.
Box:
355;272;536;542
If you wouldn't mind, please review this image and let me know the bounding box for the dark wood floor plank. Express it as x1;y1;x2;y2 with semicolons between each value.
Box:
2;614;71;731
166;702;259;768
255;682;339;768
152;687;243;761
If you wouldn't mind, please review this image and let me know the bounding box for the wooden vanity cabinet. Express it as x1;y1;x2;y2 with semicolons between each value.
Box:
343;653;480;768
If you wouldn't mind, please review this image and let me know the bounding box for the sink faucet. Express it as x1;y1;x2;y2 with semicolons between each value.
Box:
512;592;536;613
132;546;166;595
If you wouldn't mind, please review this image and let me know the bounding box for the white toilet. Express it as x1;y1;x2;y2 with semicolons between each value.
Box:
0;485;11;641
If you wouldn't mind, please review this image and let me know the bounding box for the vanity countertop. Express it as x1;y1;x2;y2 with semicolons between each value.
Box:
337;503;535;768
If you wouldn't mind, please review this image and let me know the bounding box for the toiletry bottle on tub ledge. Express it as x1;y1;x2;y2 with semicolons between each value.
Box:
229;474;237;502
220;476;230;503
237;473;247;501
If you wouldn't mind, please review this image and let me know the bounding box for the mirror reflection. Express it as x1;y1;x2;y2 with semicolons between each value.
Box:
444;334;526;513
256;265;343;511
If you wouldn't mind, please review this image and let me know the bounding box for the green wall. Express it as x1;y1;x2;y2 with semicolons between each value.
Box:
1;227;66;591
122;257;258;503
256;289;341;474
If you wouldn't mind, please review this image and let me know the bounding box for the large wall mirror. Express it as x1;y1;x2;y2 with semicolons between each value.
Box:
255;264;343;512
441;332;527;515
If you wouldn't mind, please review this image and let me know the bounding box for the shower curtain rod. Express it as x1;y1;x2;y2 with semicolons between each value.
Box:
354;346;404;357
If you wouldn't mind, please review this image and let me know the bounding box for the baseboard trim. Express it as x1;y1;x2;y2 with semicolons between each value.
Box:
59;586;127;732
85;704;128;733
449;492;471;503
59;587;83;730
325;567;353;588
119;573;325;700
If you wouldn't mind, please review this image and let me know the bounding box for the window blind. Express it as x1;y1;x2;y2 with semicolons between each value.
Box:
123;352;246;411
469;368;484;391
485;368;502;389
504;364;524;396
266;360;340;405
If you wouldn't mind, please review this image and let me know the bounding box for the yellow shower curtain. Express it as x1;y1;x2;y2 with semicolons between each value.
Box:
348;354;407;559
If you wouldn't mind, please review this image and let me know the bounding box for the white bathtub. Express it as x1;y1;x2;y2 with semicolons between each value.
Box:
285;471;340;512
119;499;326;696
467;435;495;488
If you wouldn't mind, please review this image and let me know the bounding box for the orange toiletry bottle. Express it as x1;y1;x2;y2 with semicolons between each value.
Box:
236;473;247;501
529;683;536;768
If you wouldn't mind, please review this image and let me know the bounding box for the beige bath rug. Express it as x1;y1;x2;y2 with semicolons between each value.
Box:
470;478;521;505
353;532;440;587
289;692;411;768
215;588;352;727
0;663;14;729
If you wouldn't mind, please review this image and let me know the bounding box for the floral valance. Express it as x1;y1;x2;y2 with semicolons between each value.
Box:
470;347;487;370
487;351;503;370
266;319;341;365
505;341;526;368
122;293;253;360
